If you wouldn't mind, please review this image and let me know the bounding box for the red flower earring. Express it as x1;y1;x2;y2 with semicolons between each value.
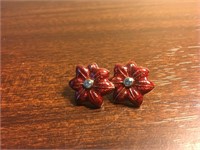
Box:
69;63;114;108
111;62;154;107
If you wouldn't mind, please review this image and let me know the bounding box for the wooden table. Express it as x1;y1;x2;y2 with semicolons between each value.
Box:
1;0;200;149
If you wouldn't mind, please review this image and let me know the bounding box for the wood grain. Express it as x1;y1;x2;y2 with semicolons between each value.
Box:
1;0;200;149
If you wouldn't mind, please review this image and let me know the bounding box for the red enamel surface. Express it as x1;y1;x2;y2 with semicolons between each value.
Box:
111;62;155;107
69;63;114;108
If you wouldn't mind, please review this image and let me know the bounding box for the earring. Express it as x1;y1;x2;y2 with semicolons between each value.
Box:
69;63;114;108
110;61;154;107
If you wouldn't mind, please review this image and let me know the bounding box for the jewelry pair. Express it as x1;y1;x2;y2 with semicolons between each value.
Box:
69;62;154;108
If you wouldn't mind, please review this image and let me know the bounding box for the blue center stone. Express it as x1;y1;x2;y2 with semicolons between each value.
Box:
83;79;94;89
123;77;134;87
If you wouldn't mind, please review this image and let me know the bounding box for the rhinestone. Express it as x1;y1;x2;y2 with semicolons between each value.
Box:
123;77;134;87
83;79;94;89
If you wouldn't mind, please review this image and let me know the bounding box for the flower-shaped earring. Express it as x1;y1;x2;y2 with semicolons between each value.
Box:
69;63;114;108
111;62;154;107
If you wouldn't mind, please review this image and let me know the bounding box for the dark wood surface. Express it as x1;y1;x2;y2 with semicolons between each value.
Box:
1;0;200;149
